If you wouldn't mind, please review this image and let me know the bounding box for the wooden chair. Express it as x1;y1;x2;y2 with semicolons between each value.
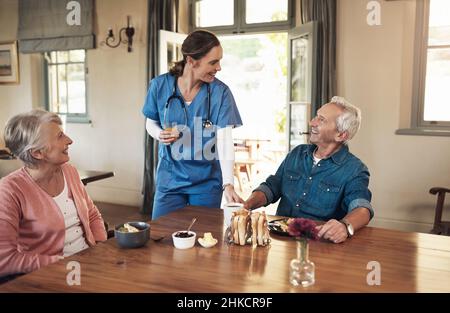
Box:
429;187;450;235
234;159;256;192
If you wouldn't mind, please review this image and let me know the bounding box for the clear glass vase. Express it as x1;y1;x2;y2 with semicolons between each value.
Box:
289;238;315;287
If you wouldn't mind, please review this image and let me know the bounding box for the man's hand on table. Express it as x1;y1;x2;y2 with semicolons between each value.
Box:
316;219;348;244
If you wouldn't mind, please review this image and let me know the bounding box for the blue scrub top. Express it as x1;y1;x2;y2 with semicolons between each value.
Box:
142;73;243;194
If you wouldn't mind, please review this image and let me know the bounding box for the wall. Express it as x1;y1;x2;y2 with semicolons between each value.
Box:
337;0;450;232
0;0;41;147
0;0;148;207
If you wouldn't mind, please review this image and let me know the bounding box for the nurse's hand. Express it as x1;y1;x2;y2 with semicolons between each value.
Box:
223;185;244;203
159;129;179;145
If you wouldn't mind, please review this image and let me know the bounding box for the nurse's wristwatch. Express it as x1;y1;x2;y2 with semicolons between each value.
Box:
340;218;354;238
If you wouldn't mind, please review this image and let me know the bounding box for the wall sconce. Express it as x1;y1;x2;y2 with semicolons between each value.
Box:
104;16;135;52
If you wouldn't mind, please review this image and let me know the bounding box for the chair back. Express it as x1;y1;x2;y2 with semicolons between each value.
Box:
429;187;450;235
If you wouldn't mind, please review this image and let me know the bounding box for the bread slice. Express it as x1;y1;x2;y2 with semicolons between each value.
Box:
257;212;267;246
238;212;250;245
232;212;239;244
251;212;260;246
262;217;269;245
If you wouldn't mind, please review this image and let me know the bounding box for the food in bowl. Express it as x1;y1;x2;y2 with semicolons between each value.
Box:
116;223;140;233
172;230;196;249
114;222;150;249
174;231;194;238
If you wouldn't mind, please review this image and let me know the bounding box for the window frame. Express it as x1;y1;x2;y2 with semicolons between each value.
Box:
397;0;450;136
189;0;294;34
43;50;91;124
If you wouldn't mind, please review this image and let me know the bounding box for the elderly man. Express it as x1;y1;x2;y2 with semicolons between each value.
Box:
244;97;373;243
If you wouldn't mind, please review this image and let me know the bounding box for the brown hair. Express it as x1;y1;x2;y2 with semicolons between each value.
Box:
169;30;221;77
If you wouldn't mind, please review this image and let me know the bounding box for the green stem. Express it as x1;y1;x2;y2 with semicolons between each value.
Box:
297;238;308;262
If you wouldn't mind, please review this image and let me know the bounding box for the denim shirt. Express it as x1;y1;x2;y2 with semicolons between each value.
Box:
255;144;373;221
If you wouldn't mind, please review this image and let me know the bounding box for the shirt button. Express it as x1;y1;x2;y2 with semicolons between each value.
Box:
318;164;321;167
296;204;299;207
327;188;330;192
289;175;293;179
303;192;306;196
309;177;312;180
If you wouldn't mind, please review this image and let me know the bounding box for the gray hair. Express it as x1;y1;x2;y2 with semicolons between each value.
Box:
4;109;62;167
329;96;361;142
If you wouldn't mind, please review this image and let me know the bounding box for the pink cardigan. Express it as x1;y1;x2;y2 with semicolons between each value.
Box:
0;163;107;276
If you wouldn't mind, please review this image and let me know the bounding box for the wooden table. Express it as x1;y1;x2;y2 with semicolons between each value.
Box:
0;160;114;186
1;207;449;292
78;170;114;185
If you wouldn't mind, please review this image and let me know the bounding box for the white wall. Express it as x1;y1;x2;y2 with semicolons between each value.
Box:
337;0;450;232
0;0;148;207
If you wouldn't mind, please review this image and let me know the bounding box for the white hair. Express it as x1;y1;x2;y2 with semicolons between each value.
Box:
329;96;361;142
4;109;62;167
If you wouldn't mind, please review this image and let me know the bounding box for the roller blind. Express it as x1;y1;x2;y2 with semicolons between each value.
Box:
18;0;95;53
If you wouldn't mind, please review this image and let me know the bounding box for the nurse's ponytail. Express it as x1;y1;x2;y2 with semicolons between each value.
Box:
169;30;220;77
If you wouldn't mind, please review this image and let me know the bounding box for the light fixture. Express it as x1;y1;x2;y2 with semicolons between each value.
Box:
104;16;135;52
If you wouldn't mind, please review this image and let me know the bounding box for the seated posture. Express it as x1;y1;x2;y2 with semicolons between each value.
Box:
244;97;373;243
0;110;107;277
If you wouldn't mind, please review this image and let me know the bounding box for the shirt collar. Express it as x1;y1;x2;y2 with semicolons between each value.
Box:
305;144;349;165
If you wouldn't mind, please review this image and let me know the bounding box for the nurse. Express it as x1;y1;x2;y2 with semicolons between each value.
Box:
142;30;243;220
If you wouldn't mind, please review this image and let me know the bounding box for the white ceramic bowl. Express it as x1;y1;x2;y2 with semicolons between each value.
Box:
172;230;196;249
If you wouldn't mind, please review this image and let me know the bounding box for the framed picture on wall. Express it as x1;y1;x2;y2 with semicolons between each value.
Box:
0;41;20;84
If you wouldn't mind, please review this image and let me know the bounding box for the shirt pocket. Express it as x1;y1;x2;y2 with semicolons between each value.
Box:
282;170;302;196
316;181;342;210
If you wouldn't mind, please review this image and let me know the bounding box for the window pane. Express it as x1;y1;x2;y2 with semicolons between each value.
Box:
428;0;450;45
291;36;308;102
195;0;233;27
48;65;58;112
57;65;68;113
69;50;85;62
67;64;86;114
57;51;69;63
49;51;57;63
246;0;288;24
167;42;182;67
47;50;87;117
423;48;450;121
218;33;288;141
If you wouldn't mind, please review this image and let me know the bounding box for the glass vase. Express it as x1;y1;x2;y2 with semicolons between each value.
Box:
289;238;315;287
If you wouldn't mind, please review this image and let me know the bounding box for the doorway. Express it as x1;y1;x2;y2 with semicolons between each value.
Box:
217;33;288;213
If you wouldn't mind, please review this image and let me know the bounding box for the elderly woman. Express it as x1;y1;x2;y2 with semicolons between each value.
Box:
0;110;107;277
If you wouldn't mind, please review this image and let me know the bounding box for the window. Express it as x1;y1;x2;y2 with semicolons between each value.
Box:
398;0;450;135
422;0;450;125
44;50;89;123
191;0;293;33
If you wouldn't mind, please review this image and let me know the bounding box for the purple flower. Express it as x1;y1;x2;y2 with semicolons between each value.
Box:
287;218;319;240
